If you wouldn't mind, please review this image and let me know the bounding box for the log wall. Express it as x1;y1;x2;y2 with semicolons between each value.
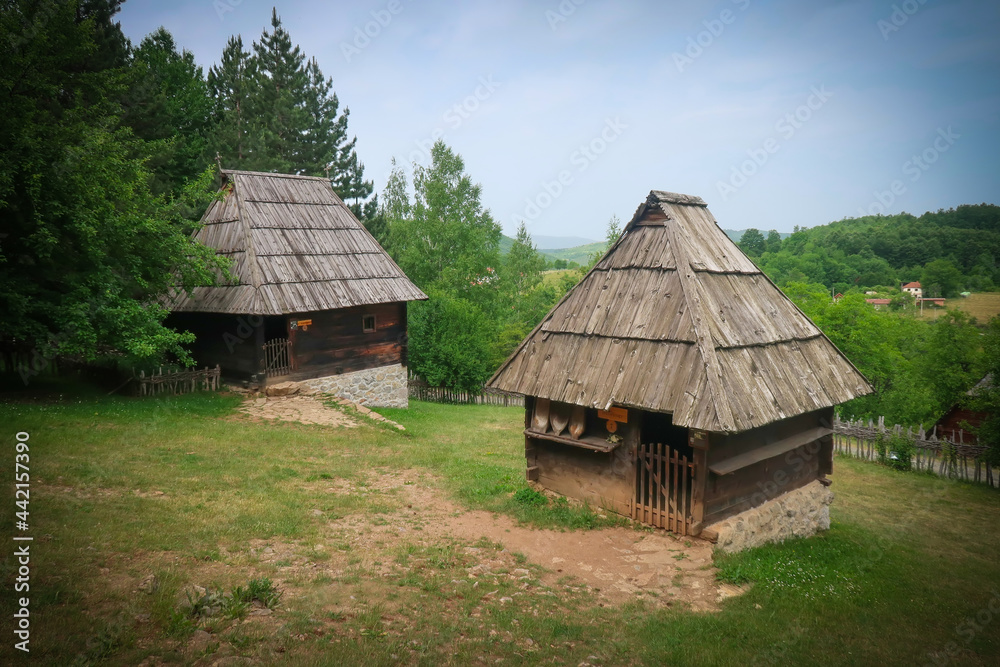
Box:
286;302;406;381
702;407;833;526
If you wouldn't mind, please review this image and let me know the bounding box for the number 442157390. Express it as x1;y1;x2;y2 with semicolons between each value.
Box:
15;435;29;528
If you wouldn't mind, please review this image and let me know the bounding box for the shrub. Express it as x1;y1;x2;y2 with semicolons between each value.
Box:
875;433;914;472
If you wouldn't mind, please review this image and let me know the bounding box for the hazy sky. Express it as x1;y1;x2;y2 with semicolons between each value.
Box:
118;0;999;239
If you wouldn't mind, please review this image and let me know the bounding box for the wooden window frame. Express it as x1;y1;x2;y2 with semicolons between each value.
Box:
362;314;376;333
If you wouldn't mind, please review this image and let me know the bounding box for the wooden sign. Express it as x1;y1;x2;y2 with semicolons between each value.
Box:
598;406;628;423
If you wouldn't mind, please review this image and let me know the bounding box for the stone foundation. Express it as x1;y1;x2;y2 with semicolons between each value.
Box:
298;364;408;408
708;480;834;553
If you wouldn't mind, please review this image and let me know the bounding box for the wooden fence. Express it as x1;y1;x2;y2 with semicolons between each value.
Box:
136;365;221;396
408;378;524;407
833;415;995;487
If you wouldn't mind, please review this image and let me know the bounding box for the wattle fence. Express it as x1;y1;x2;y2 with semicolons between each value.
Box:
136;365;221;396
407;376;524;407
833;415;995;487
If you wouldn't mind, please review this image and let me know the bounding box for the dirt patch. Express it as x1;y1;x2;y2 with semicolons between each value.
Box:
322;471;736;611
238;395;358;428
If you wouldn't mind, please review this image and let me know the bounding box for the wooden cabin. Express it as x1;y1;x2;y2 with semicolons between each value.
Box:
933;375;993;444
168;170;427;406
487;190;872;543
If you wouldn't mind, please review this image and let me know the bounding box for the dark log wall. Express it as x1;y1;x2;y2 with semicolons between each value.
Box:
166;312;261;378
935;407;984;444
703;407;834;526
523;400;641;516
286;302;406;381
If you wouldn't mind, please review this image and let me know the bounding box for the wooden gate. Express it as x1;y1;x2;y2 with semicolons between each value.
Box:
632;442;694;535
262;338;292;377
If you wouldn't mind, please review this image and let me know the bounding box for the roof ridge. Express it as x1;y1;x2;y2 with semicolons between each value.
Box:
223;169;330;181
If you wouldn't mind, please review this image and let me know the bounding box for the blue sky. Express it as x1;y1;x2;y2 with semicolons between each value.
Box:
118;0;1000;239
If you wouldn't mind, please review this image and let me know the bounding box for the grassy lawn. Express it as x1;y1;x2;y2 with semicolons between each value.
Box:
2;383;999;665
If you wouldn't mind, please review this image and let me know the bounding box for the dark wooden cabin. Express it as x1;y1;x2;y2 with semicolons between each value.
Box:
487;190;872;537
168;170;426;405
933;375;992;444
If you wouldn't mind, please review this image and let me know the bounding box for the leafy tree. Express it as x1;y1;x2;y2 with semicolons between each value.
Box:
382;141;503;390
920;310;984;415
967;317;1000;465
387;141;502;299
739;228;766;256
0;0;228;366
123;28;213;202
766;229;782;253
407;289;497;391
921;258;964;298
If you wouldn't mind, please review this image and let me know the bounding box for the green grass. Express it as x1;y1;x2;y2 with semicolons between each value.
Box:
1;382;999;665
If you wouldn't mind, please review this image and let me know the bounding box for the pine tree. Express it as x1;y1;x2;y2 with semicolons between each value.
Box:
123;28;213;200
207;35;255;167
208;11;374;213
248;9;307;173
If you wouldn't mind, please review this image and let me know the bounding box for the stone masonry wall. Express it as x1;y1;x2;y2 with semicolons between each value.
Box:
299;363;408;408
708;480;834;553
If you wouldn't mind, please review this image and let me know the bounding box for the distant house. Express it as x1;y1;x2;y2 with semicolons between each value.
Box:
833;293;844;302
168;170;427;406
902;281;922;298
865;298;891;310
934;375;993;445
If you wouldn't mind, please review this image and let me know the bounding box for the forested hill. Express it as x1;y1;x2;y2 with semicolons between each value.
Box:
740;204;1000;296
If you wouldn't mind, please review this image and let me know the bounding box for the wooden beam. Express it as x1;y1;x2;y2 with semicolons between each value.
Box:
708;426;834;476
523;428;620;453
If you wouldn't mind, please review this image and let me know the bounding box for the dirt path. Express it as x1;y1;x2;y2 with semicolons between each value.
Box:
234;398;736;610
322;471;738;611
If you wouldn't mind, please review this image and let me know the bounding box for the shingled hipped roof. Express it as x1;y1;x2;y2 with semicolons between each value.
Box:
487;190;872;434
170;170;427;315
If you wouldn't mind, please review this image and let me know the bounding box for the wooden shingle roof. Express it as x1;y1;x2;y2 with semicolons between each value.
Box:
487;190;872;433
170;170;427;315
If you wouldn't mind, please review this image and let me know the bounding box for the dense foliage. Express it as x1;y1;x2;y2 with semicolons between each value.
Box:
785;284;989;428
381;141;567;391
0;1;376;368
739;206;1000;296
0;0;228;368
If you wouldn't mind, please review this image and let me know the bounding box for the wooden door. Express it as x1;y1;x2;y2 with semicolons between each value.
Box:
631;442;694;535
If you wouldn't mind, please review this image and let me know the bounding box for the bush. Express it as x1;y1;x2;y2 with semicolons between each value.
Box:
875;433;914;472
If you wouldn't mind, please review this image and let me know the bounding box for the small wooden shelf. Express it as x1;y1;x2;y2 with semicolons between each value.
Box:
524;428;621;453
709;426;833;475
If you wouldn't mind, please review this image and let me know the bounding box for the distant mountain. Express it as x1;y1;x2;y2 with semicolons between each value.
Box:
532;235;599;250
724;229;792;243
541;242;607;265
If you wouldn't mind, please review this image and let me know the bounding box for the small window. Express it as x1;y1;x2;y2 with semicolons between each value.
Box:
362;315;376;333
